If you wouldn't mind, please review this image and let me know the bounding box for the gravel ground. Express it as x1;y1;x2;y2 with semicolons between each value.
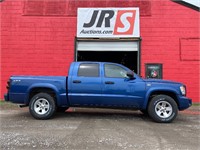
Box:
0;103;200;150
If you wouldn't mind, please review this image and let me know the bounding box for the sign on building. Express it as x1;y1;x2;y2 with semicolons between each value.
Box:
77;8;140;38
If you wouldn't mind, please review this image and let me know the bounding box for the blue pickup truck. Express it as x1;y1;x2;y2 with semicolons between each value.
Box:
4;62;192;122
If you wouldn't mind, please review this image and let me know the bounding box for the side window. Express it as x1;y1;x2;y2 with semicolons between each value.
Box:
105;64;128;78
78;63;99;77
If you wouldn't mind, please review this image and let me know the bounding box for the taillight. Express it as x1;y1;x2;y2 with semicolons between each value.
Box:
6;80;10;90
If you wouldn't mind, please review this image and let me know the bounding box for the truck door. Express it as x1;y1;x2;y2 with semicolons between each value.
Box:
102;63;144;108
68;63;102;106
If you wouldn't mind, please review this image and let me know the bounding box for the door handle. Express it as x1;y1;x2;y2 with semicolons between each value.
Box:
73;80;81;84
105;81;114;84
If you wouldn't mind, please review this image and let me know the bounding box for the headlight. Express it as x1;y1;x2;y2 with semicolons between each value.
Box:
180;86;186;96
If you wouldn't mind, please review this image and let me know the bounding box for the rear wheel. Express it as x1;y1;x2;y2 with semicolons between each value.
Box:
29;93;56;120
148;95;178;123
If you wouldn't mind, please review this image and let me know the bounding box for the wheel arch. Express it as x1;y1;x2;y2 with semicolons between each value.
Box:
26;84;60;105
143;90;179;110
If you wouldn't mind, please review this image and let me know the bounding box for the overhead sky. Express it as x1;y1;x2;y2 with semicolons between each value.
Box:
182;0;200;7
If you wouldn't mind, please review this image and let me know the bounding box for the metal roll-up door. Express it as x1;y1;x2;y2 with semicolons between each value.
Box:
77;41;139;51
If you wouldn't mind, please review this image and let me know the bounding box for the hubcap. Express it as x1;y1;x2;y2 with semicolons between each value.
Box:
155;101;173;118
34;98;50;115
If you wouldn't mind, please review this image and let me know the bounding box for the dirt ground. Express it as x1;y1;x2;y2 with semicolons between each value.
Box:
0;103;200;150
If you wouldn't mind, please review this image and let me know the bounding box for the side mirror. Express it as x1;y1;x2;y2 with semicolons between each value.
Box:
126;71;134;79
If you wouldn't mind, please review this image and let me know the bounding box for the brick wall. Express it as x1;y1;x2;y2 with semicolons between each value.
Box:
1;0;199;102
1;0;76;99
140;1;200;102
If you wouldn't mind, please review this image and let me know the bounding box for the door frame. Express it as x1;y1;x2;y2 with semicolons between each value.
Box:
74;37;142;75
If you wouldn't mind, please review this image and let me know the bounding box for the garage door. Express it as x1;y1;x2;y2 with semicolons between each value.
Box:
77;41;139;51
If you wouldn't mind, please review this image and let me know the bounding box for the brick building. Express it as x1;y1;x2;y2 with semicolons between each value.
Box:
1;0;199;102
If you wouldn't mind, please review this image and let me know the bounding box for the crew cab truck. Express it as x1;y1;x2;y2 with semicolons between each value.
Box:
4;62;192;123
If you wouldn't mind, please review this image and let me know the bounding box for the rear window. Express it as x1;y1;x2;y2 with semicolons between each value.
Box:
78;63;99;77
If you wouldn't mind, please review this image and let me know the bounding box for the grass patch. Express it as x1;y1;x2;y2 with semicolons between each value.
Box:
0;100;18;109
0;100;7;105
192;103;200;106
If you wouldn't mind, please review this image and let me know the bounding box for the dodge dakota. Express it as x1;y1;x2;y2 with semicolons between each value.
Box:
4;62;192;122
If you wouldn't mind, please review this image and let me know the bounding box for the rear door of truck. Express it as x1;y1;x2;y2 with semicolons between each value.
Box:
68;62;102;106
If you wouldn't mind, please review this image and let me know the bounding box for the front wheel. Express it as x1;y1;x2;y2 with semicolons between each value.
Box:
148;95;178;123
29;93;56;120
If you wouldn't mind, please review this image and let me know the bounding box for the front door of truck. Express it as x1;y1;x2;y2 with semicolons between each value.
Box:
102;63;144;108
68;63;102;106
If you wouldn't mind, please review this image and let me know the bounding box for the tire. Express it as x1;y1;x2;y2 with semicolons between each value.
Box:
29;93;56;120
148;95;178;123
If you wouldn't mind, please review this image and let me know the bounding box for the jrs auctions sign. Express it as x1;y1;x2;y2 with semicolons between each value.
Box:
77;8;140;38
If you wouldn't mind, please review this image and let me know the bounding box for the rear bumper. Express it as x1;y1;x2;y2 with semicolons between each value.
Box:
4;94;9;101
178;96;192;110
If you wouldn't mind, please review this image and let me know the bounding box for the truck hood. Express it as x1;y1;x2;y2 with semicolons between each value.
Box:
143;79;182;85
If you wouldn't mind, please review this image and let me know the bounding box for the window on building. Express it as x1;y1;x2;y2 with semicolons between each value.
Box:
67;0;151;16
78;63;99;77
23;0;67;16
104;64;128;78
23;0;151;16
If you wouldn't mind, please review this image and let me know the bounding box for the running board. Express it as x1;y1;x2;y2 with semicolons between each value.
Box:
18;104;28;108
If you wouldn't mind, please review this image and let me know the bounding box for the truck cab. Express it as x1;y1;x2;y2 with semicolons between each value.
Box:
68;62;145;109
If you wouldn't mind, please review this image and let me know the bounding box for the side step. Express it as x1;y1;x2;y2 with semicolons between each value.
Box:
18;104;28;108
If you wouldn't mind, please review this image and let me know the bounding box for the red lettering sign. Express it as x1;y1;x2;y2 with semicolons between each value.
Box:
114;10;136;35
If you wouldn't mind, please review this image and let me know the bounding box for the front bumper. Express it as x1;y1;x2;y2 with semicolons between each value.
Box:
178;96;192;110
4;94;9;101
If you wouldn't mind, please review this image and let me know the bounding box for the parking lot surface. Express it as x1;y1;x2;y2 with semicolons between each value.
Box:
0;104;200;150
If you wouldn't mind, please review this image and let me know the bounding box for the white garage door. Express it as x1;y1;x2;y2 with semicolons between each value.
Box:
77;41;139;51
